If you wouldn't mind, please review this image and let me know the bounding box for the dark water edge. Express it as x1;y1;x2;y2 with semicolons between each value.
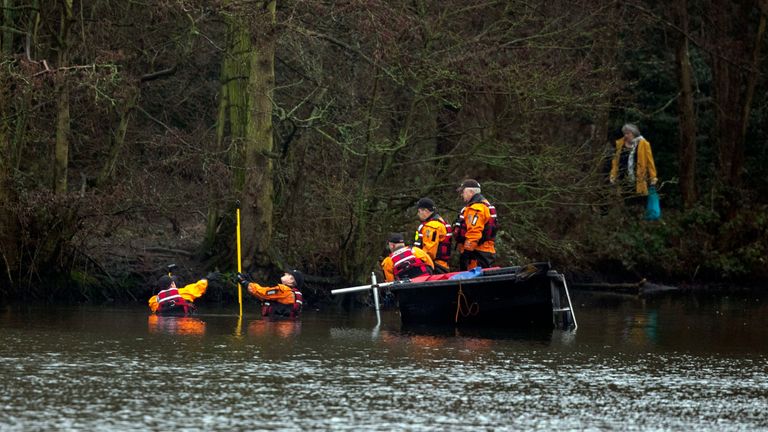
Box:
3;265;767;306
1;291;767;431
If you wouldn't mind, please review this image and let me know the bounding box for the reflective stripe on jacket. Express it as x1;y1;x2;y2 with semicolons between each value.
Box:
380;246;435;282
148;280;208;314
459;194;497;254
261;287;303;319
413;213;452;267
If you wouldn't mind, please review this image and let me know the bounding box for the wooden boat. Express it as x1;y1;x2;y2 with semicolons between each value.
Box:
332;262;577;330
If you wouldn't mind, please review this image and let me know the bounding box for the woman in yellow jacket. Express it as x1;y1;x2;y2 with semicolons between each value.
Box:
610;123;658;196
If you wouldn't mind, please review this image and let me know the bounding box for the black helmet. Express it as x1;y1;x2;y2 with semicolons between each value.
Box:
157;275;178;290
288;269;304;290
416;197;435;211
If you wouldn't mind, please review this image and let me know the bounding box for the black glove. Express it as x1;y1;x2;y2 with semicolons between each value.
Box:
205;271;221;282
236;272;250;287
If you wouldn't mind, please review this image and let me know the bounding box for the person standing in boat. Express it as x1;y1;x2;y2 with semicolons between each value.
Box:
380;232;435;282
238;270;305;319
148;271;219;315
413;197;453;274
454;179;497;270
609;123;658;199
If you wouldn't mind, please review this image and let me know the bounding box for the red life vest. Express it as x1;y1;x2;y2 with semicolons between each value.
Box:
391;247;432;280
156;287;193;315
262;288;303;319
480;200;498;244
453;208;466;246
414;214;453;262
454;196;498;246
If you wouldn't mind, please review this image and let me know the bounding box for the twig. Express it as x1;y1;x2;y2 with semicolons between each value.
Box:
135;105;191;147
31;63;114;77
142;246;193;257
140;65;177;82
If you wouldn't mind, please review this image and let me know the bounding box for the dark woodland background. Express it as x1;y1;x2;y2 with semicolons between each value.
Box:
1;0;767;304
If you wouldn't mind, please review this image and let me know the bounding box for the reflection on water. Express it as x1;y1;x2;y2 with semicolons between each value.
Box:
247;318;302;339
624;309;659;345
1;292;767;431
147;315;207;335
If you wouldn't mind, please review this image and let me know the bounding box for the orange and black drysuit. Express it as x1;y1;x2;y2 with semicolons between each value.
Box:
246;282;303;319
148;279;208;315
380;246;435;282
454;193;497;270
413;212;453;273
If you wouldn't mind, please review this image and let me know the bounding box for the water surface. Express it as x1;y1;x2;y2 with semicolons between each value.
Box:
1;291;767;431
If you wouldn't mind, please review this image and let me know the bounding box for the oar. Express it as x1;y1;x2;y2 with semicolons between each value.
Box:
236;200;243;317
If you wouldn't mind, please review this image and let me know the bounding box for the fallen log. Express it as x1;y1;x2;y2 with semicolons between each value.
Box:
571;278;679;296
571;279;647;290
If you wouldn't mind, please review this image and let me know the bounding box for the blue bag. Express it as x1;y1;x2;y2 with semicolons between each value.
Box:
645;186;661;221
449;267;483;280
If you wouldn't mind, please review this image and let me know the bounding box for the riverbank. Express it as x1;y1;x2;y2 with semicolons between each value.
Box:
2;199;766;306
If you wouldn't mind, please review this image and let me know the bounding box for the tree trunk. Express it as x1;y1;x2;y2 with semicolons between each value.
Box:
2;0;14;54
351;72;379;282
735;12;765;182
673;0;698;207
54;78;70;194
98;93;136;185
710;0;764;187
53;0;73;195
0;67;16;291
201;57;231;257
220;1;277;269
241;0;277;269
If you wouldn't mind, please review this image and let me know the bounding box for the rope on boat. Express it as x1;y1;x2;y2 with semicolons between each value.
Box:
454;281;479;323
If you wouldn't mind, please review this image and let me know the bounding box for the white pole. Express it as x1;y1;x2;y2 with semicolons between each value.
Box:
331;281;395;295
371;272;381;326
371;272;380;312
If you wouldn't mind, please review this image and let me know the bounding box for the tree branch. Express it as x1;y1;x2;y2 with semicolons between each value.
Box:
140;65;177;82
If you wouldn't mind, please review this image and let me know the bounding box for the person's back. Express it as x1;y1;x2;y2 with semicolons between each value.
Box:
380;232;434;281
148;272;218;315
455;179;497;270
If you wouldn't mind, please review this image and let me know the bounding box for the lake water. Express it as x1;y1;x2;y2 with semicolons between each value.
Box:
1;291;767;431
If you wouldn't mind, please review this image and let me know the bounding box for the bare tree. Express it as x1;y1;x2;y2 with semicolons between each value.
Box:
672;0;698;207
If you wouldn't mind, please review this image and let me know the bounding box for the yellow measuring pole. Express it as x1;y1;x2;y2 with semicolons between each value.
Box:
236;201;243;317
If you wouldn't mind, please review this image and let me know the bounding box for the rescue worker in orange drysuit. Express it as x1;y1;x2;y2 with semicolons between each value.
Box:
238;270;305;320
380;232;435;282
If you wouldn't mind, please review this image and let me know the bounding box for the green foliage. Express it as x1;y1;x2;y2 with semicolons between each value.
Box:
2;0;768;302
587;200;768;283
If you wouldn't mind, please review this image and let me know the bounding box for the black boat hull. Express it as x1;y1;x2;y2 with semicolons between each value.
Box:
391;264;563;328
